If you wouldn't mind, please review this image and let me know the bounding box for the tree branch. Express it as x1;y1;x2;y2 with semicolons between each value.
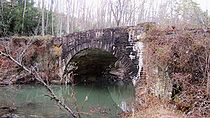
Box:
0;51;77;118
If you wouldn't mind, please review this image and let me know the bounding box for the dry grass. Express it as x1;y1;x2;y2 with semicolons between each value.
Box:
133;105;184;118
123;95;185;118
11;35;53;40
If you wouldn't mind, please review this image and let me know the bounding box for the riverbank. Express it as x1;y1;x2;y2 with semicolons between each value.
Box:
132;26;210;117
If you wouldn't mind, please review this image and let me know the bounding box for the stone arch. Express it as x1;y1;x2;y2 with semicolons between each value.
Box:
60;28;139;82
62;43;136;81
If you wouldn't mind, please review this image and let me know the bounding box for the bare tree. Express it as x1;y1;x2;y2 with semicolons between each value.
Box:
71;0;75;32
109;0;140;27
45;2;50;35
50;0;54;35
109;0;128;26
59;15;63;37
41;0;45;36
66;0;71;34
21;0;27;34
28;0;209;35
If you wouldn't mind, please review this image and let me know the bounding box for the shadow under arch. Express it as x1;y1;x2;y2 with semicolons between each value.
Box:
63;48;122;84
64;48;135;83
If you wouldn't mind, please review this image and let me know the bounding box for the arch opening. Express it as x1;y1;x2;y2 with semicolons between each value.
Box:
65;48;122;84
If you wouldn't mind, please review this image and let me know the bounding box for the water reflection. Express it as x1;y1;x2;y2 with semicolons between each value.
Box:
0;82;134;118
108;82;135;112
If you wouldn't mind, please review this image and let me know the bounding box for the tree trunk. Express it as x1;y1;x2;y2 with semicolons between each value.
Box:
116;20;120;26
41;0;45;36
66;14;70;34
51;13;54;35
46;10;49;34
21;0;27;34
208;54;210;95
50;0;54;35
0;0;3;20
71;0;75;32
59;16;62;37
66;0;70;34
208;72;210;95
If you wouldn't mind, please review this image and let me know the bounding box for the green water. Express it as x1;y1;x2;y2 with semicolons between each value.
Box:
0;83;135;118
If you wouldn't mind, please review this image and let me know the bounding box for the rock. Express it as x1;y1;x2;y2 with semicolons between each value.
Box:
1;114;19;118
28;115;45;118
0;106;17;113
51;80;62;84
109;68;126;80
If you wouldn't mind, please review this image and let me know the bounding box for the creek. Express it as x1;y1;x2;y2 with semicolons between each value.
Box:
0;81;134;118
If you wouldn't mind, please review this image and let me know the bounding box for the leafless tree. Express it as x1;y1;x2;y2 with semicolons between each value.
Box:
41;0;45;36
21;0;27;34
109;0;130;26
50;0;54;35
66;0;71;34
32;0;209;35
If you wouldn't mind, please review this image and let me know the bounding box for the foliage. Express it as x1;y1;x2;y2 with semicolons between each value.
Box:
52;45;62;57
0;0;54;37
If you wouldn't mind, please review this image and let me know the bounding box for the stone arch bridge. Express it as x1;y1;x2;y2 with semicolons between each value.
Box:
52;25;147;83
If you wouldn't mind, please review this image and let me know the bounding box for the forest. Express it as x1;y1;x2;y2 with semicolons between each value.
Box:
0;0;210;118
0;0;209;37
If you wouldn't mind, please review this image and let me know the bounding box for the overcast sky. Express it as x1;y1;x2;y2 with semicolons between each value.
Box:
194;0;210;13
